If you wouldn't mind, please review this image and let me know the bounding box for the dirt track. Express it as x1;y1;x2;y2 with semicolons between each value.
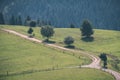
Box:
1;29;120;80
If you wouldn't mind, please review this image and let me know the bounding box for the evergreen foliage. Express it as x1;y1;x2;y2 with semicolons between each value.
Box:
9;15;16;25
0;12;5;24
27;27;34;37
27;27;33;34
80;20;94;38
1;0;120;30
24;16;31;26
29;20;36;27
99;53;107;68
17;15;22;25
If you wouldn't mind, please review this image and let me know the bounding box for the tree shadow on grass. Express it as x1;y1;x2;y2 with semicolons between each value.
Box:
81;37;94;42
64;45;75;49
43;39;56;44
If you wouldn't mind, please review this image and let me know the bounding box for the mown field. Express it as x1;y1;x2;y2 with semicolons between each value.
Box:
0;26;115;80
1;25;120;71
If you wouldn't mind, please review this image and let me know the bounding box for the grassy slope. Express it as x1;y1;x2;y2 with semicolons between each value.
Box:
0;27;115;80
0;30;90;75
5;69;115;80
1;25;120;71
2;25;120;56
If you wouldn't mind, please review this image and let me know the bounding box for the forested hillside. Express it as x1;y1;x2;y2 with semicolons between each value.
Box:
0;0;120;30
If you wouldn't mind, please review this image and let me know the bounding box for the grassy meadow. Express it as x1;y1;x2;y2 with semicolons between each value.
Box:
1;25;120;72
1;25;120;56
0;30;90;74
0;25;116;80
5;69;115;80
0;26;115;80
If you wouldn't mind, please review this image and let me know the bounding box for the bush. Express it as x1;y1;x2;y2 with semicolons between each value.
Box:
64;36;74;46
27;27;33;37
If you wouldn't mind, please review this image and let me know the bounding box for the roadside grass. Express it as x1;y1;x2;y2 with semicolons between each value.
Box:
0;25;120;72
1;25;120;55
0;30;90;75
4;68;115;80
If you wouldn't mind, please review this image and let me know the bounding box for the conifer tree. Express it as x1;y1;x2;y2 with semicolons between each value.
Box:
80;20;94;38
10;15;16;25
17;15;22;25
0;12;5;24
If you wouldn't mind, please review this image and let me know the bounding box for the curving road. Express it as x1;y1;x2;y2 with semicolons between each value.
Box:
1;29;120;80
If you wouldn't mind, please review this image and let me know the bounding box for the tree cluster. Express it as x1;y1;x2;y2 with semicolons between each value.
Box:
9;15;23;25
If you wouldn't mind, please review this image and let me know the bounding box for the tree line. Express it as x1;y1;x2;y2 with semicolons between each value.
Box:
0;12;51;27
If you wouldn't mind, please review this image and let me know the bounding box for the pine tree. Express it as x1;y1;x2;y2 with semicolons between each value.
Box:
17;15;22;25
27;27;33;37
37;18;40;26
29;20;36;27
0;12;5;24
80;20;94;38
99;53;107;68
9;15;16;25
24;16;31;26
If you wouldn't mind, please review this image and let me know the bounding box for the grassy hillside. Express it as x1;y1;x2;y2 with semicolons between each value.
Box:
1;25;120;55
0;30;90;74
1;25;120;72
5;69;115;80
0;26;115;80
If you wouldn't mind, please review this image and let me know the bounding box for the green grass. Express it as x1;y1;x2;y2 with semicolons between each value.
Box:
0;30;90;75
1;25;119;71
0;25;116;80
2;25;120;56
4;69;115;80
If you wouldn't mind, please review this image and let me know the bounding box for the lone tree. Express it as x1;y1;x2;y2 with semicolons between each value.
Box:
80;20;94;38
0;12;5;24
40;26;54;41
27;27;33;37
99;53;107;68
64;36;74;48
29;20;36;27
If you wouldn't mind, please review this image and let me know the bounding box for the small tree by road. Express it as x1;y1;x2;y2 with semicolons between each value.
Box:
64;36;75;48
27;27;33;37
99;53;107;68
40;26;54;42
